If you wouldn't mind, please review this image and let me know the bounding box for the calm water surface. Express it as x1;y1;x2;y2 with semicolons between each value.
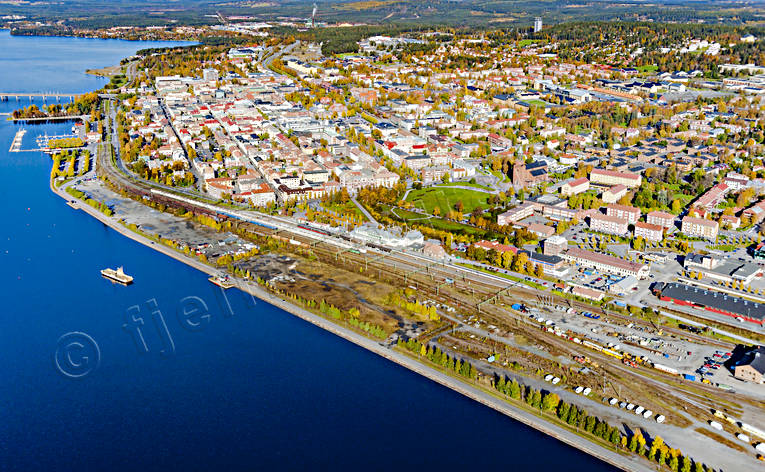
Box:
0;30;616;471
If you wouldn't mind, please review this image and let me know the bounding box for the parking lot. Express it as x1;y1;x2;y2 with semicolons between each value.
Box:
73;178;258;261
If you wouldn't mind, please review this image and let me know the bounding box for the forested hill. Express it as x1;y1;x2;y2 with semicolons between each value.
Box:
1;0;764;29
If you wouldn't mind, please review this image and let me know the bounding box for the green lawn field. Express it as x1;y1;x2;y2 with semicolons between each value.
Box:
406;186;491;215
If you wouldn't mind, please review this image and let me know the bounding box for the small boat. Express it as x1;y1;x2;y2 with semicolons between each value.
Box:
209;274;235;289
101;266;133;285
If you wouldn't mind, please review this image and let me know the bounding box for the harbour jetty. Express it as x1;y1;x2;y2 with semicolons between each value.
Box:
8;129;25;152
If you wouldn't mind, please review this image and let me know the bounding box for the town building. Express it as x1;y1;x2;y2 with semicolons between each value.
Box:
609;275;638;295
601;184;628;204
203;68;219;82
572;285;605;301
589;213;628;235
560;177;590;197
742;200;765;224
497;202;534;225
590;169;642;188
512;161;549;188
692;183;729;213
606;203;641;224
634;221;664;242
422;241;448;260
528;223;555;238
543;235;568;256
754;242;765;260
533;17;543;33
681;216;719;240
647;211;675;229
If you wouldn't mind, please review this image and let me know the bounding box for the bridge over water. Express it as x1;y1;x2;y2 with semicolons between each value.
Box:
0;93;80;101
10;114;89;123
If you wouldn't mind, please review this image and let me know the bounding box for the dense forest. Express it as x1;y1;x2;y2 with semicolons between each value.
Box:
2;0;765;30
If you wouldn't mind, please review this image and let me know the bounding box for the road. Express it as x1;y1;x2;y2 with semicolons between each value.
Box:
261;41;299;72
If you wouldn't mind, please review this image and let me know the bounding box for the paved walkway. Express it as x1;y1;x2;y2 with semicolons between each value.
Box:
439;184;497;194
351;196;379;225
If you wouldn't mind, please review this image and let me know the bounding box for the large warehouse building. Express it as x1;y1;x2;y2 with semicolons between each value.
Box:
652;282;765;325
563;247;650;279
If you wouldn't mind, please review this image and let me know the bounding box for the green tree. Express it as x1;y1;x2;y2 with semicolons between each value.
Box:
557;401;570;420
508;380;521;400
531;390;542;409
541;392;560;412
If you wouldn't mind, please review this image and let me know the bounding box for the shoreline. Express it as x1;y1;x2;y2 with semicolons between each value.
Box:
51;178;654;472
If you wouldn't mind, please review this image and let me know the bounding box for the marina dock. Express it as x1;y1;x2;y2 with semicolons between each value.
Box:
8;129;26;152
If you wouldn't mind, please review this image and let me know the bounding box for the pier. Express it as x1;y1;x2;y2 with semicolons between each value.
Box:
36;132;78;147
8;129;26;152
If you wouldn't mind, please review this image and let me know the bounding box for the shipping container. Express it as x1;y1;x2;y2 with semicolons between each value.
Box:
683;374;696;381
653;363;679;375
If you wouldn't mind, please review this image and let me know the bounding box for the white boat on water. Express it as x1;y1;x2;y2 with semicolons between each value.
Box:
101;266;133;284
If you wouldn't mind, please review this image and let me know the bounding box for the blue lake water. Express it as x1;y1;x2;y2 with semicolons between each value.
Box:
0;29;616;471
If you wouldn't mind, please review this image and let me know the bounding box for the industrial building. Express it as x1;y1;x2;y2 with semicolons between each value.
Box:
734;346;765;383
683;253;763;285
652;282;765;325
564;247;650;279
